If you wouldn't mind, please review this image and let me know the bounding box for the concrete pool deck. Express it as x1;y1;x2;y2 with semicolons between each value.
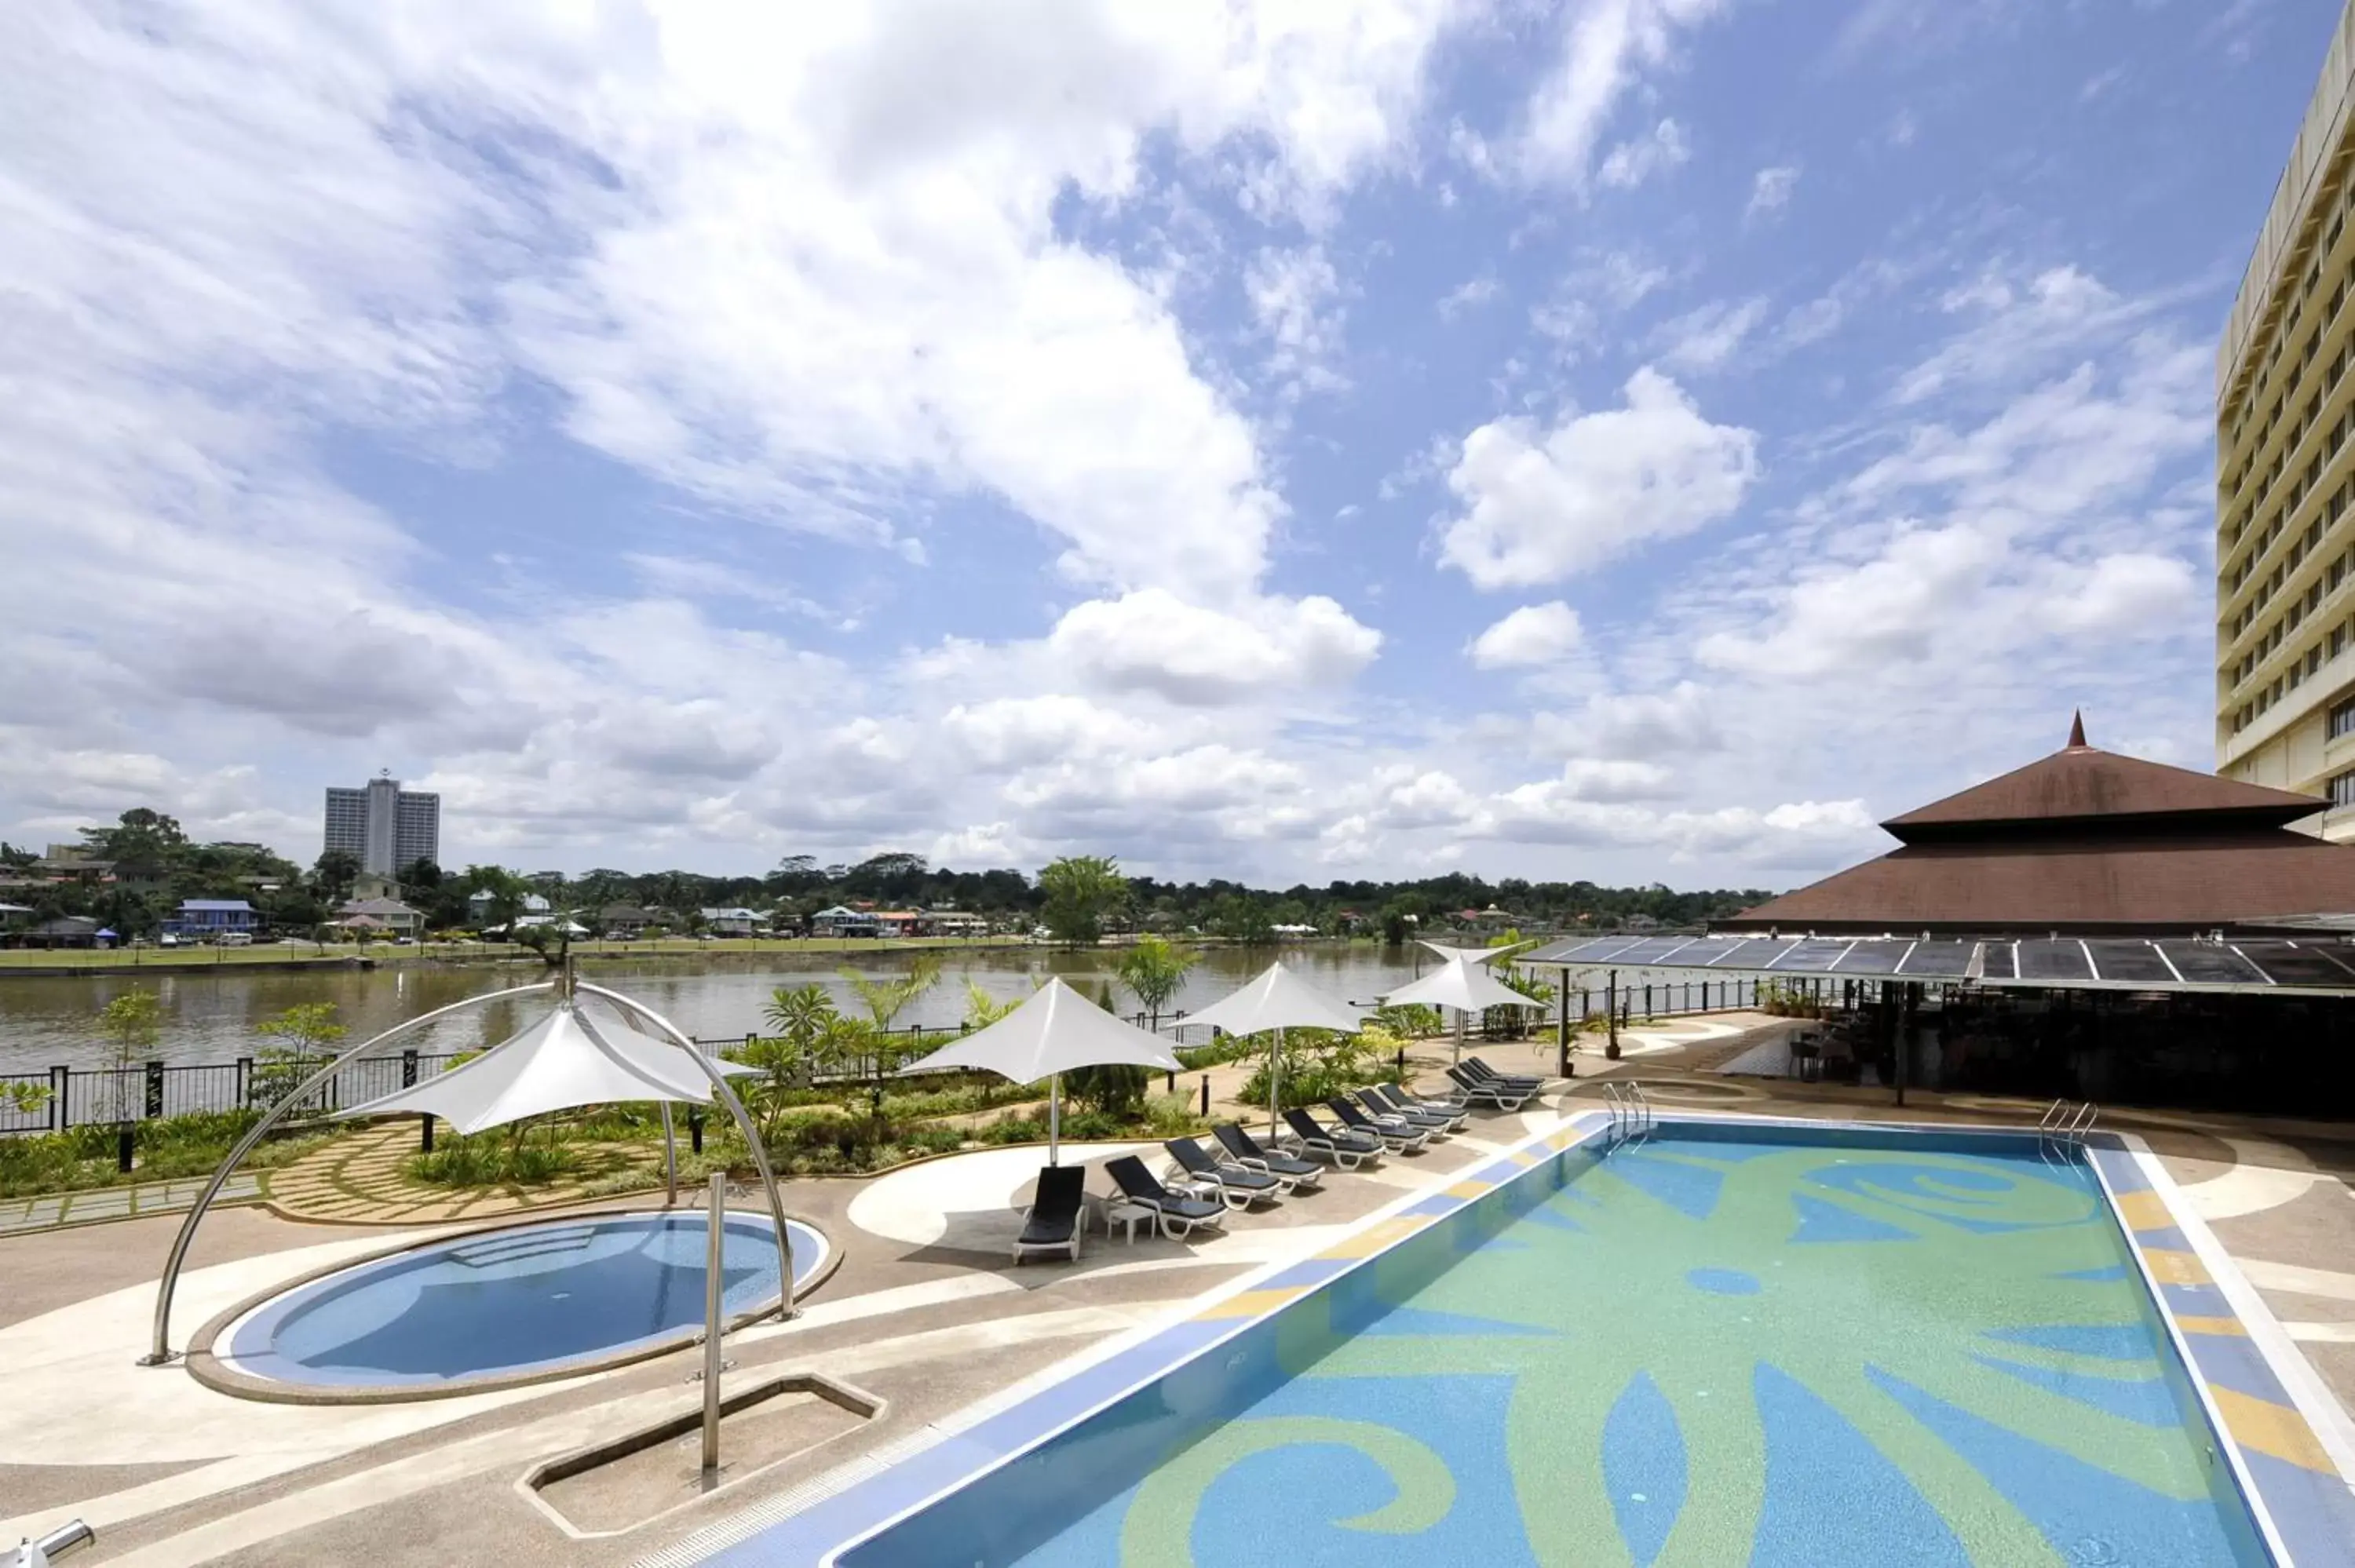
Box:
4;1016;2353;1565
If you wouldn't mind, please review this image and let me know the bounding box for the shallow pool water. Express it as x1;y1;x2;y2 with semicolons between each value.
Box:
842;1130;2269;1566
219;1210;824;1389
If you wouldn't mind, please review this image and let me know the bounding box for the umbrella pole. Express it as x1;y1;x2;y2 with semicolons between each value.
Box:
1049;1072;1061;1165
660;1101;678;1206
1452;1008;1464;1066
1269;1026;1283;1143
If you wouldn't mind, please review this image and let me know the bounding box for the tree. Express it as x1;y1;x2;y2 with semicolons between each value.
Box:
963;979;1023;1029
1115;934;1199;1030
762;983;838;1064
253;1002;348;1107
311;849;362;904
83;808;187;875
1039;855;1125;945
462;864;530;933
838;952;944;1030
1206;892;1275;945
97;987;163;1125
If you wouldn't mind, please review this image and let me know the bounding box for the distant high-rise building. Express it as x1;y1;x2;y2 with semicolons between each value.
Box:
323;773;440;877
2218;2;2355;835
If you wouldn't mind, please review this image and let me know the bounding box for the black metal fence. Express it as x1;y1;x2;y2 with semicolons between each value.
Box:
1;984;1794;1138
0;1049;473;1136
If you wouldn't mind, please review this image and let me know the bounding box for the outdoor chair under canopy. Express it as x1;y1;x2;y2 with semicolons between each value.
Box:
1172;961;1365;1145
901;976;1180;1163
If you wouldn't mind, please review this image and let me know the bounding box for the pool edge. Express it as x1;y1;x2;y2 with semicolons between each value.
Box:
681;1112;2355;1568
184;1206;838;1406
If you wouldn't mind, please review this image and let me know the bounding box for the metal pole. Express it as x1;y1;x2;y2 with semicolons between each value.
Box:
144;980;559;1364
1606;970;1619;1059
1049;1072;1061;1164
1555;967;1570;1077
579;983;798;1321
700;1171;725;1479
661;1100;679;1206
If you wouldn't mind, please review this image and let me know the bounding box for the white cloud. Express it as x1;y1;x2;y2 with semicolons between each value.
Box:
1046;589;1382;706
1597;118;1691;190
1440;368;1759;588
1516;0;1734;187
1468;602;1586;668
1655;297;1769;373
1746;163;1800;221
1245;243;1349;393
2042;553;2197;639
1437;275;1501;319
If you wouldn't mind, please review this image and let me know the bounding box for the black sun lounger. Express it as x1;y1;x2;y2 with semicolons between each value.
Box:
1211;1122;1323;1191
1447;1063;1532;1110
1326;1096;1428;1152
1165;1136;1283;1209
1360;1084;1462;1134
1013;1162;1086;1264
1465;1056;1545;1091
1283;1106;1380;1169
1104;1154;1229;1241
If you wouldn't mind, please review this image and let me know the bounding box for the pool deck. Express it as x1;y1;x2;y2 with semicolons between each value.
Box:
4;1013;2353;1565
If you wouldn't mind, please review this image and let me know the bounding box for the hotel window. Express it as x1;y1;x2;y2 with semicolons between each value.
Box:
2332;769;2355;808
2333;696;2355;740
2310;647;2324;677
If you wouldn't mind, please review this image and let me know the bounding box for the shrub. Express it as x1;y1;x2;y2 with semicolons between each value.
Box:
407;1136;580;1187
1064;1063;1148;1116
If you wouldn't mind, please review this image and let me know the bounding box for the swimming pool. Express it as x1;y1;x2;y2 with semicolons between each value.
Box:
199;1209;828;1398
776;1121;2332;1567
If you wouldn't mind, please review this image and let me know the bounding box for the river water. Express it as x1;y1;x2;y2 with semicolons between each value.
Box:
0;944;1485;1070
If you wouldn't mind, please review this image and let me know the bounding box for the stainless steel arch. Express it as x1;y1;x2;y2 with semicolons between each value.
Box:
575;980;797;1323
143;980;556;1366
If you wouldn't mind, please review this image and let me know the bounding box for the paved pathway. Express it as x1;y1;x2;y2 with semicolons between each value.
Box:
0;1173;262;1234
265;1124;659;1225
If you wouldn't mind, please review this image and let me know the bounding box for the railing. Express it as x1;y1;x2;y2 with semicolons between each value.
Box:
1557;976;1775;1030
1603;1081;1655;1148
0;1050;474;1136
2036;1098;2101;1160
1;1011;1203;1136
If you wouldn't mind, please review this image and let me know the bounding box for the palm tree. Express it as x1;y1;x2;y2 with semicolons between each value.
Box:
1114;934;1198;1030
838;952;944;1030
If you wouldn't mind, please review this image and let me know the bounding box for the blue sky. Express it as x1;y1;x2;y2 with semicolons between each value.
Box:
0;0;2336;886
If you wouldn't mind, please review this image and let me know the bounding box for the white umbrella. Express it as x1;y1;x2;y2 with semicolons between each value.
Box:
337;1001;754;1135
900;977;1180;1162
1417;940;1520;965
1175;961;1364;1142
1384;954;1550;1065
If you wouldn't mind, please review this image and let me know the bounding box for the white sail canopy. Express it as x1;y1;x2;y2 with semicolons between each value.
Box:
338;1002;754;1136
907;977;1181;1082
1385;954;1548;1015
902;977;1180;1162
1178;961;1364;1037
1417;940;1517;967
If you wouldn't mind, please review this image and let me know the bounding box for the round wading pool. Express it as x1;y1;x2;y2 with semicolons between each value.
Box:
196;1209;830;1400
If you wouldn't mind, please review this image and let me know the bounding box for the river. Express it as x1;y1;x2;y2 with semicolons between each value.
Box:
0;943;1479;1070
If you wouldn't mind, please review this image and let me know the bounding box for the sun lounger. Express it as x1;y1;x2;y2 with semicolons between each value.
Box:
1363;1083;1465;1133
1013;1162;1086;1264
1465;1056;1544;1090
1283;1107;1380;1169
1211;1122;1322;1191
1165;1136;1283;1209
1446;1063;1532;1110
1326;1096;1428;1152
1103;1154;1229;1241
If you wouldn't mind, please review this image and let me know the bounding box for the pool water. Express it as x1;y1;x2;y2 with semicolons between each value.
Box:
845;1130;2269;1566
217;1210;825;1390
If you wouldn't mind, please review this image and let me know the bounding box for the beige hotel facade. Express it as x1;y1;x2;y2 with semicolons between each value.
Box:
2218;3;2355;839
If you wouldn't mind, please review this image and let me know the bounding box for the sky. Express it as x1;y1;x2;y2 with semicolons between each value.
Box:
0;0;2337;888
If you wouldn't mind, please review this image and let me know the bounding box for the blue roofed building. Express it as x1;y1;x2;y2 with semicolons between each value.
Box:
166;899;261;939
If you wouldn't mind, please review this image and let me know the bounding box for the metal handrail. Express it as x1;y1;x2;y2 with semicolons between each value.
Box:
2066;1102;2101;1143
2037;1099;2071;1134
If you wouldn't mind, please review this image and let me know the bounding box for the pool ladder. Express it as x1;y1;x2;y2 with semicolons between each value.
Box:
2037;1098;2100;1160
1603;1081;1655;1150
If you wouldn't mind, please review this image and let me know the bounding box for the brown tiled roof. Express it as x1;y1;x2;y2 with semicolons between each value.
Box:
1722;835;2355;933
1883;744;2321;837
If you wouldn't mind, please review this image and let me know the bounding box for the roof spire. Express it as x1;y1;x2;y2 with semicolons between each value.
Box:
2067;709;2087;749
